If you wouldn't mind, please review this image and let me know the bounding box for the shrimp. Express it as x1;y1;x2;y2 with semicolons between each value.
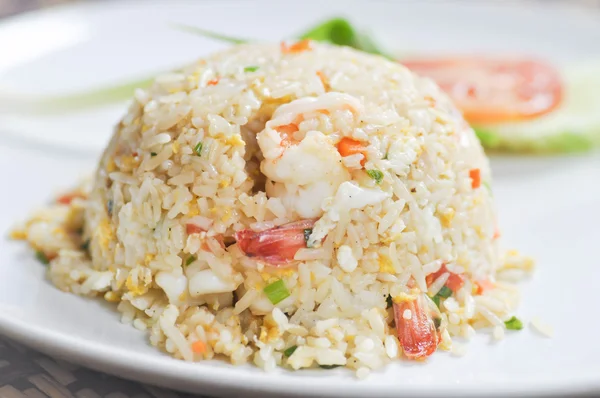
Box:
234;219;316;266
393;292;443;360
257;93;363;219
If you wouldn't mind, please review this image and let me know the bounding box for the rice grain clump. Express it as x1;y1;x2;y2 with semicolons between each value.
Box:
12;41;534;376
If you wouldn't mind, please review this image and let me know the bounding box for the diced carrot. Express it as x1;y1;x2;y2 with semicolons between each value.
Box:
469;168;481;189
316;70;328;87
425;264;465;293
191;340;207;354
186;223;205;235
475;279;495;295
493;227;501;239
281;39;312;54
337;137;367;166
207;78;219;86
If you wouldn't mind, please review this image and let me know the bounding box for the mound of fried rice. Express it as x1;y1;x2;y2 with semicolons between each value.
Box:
11;41;534;377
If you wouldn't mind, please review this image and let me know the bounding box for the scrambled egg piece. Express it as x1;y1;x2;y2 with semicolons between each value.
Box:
378;255;395;274
440;208;455;227
96;219;114;249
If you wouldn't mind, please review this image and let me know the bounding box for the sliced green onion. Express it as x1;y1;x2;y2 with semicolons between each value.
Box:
185;255;197;266
151;152;157;157
81;240;90;251
263;279;290;304
194;142;203;156
436;286;453;299
283;345;298;357
433;317;442;330
366;169;384;184
431;295;441;309
244;66;259;72
483;181;493;194
35;251;49;265
303;228;312;247
504;316;524;330
319;364;341;369
386;294;393;309
107;199;114;217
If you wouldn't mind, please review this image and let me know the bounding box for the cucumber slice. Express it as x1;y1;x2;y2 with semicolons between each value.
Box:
473;61;600;153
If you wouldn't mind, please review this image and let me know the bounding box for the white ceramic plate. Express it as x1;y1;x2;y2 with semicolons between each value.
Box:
1;1;600;396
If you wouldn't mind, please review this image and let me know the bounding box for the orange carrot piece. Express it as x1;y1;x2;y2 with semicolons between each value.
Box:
281;39;312;54
475;279;495;295
207;78;219;86
337;137;367;166
191;340;207;354
469;168;481;189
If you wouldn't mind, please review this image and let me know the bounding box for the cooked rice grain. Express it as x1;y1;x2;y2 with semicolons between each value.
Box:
12;42;535;377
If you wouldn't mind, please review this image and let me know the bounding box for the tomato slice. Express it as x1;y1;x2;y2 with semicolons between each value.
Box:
401;57;563;124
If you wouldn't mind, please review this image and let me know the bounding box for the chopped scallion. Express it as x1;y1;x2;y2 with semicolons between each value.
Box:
319;364;341;369
81;240;90;251
386;294;393;309
431;295;441;309
244;66;259;72
304;228;312;247
194;142;203;156
366;169;384;184
35;251;49;265
107;199;114;217
433;317;442;330
263;279;290;304
283;345;298;357
437;285;453;299
504;316;523;330
151;152;157;157
185;255;196;266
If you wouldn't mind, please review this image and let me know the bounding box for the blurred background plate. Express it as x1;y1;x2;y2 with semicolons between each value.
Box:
1;0;600;156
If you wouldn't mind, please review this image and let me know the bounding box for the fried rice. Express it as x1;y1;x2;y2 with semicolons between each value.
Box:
10;41;534;377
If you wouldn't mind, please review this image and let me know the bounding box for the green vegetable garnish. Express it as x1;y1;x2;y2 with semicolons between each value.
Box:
284;345;298;357
436;286;453;299
319;365;341;369
430;286;453;308
504;316;524;330
170;23;251;44
386;294;393;309
150;152;157;157
185;255;196;266
366;169;384;184
35;251;49;265
303;228;312;247
433;317;442;330
194;142;203;156
244;66;260;72
81;240;90;251
263;279;290;304
299;17;390;58
483;181;492;194
431;295;441;309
